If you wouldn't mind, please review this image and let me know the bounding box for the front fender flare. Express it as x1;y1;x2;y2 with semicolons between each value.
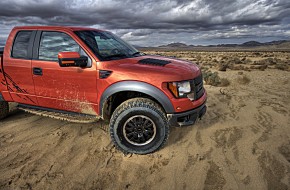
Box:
99;81;174;117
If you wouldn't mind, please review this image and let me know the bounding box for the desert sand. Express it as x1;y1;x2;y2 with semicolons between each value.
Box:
0;51;290;190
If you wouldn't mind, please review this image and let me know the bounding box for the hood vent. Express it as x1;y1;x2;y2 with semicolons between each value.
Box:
138;58;171;66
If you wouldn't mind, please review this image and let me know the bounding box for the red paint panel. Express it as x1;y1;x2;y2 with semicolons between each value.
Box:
58;52;80;59
0;56;7;92
2;28;38;105
2;59;38;105
96;55;203;113
31;59;98;114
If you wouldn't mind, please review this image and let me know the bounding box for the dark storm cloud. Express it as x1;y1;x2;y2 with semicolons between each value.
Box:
0;0;289;46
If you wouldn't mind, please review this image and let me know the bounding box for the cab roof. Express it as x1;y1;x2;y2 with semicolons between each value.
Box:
13;26;105;32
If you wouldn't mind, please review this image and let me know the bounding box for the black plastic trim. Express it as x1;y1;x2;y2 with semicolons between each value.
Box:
17;104;96;117
28;30;37;59
99;70;112;79
0;93;4;101
167;100;206;127
58;57;88;67
0;47;3;55
32;30;42;60
138;58;171;66
99;81;175;116
33;67;43;76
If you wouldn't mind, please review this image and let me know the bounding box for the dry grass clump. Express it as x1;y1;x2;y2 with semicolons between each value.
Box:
220;78;230;87
275;64;289;71
202;68;230;87
238;71;243;75
254;58;277;65
243;58;252;64
237;75;251;85
230;57;242;64
249;65;268;71
217;62;228;71
227;64;240;70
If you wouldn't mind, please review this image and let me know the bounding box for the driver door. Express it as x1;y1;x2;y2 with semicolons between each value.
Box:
31;31;98;115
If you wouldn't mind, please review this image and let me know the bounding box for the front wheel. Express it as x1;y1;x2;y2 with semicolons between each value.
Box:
0;101;9;120
109;98;169;154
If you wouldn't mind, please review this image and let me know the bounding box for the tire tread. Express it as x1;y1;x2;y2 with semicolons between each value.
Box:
0;101;9;120
109;98;169;154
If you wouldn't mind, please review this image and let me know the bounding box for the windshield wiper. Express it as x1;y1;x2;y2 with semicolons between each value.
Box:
131;51;145;56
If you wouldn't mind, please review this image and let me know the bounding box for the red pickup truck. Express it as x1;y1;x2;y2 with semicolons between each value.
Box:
0;26;206;154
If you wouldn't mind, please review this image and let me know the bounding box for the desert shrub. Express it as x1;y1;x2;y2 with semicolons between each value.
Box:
275;64;289;71
217;62;228;71
266;58;275;64
203;71;220;86
231;57;242;64
237;76;250;85
221;56;228;60
265;58;278;65
196;55;201;60
202;69;230;86
253;52;261;56
255;58;281;66
219;78;230;87
229;65;245;70
249;65;267;71
238;71;243;75
244;58;252;64
254;61;266;65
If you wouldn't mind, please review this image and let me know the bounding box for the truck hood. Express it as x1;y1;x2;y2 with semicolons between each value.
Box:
100;55;201;82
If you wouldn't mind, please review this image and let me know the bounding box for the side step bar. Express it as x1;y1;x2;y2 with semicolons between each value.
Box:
17;104;101;124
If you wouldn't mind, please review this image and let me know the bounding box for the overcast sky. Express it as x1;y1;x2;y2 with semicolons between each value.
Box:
0;0;290;46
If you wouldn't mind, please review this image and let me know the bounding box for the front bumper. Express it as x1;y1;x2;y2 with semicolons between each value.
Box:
167;101;206;127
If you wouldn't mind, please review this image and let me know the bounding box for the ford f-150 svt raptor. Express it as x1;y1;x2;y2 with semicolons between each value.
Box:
0;26;207;154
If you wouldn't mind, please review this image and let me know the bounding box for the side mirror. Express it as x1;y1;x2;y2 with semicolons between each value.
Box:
58;52;88;67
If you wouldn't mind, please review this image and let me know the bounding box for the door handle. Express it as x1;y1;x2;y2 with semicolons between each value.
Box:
33;67;43;76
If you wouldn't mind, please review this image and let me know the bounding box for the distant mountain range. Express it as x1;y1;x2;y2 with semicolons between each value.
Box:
154;40;290;49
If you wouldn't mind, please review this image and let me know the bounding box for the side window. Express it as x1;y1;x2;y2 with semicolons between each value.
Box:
11;31;32;59
38;32;79;61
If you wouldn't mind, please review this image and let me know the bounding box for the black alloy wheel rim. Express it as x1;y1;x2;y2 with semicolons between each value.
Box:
123;115;157;146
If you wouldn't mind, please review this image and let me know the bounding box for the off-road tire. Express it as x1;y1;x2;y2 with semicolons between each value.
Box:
110;98;169;154
0;101;9;120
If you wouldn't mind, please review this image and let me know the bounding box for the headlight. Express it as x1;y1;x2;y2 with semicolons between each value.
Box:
168;81;192;98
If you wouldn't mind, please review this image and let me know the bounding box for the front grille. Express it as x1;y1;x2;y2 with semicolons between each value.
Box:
192;74;204;100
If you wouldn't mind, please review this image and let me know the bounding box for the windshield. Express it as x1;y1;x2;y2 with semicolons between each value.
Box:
75;30;143;61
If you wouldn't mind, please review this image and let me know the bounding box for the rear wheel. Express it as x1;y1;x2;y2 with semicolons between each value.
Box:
109;98;169;154
0;101;9;120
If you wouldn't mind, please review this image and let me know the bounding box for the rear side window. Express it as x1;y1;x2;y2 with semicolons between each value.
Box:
38;32;79;61
11;31;32;59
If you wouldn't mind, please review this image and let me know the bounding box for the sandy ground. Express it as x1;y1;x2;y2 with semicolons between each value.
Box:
0;69;290;190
